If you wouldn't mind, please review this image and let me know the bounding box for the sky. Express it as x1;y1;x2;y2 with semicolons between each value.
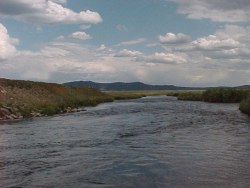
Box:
0;0;250;87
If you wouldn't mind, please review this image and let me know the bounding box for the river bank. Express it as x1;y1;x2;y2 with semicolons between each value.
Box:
174;89;250;115
0;79;178;121
1;78;250;121
0;78;113;121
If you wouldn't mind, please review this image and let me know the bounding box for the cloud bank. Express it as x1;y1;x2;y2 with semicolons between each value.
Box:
1;23;250;86
0;0;102;24
115;49;142;57
173;0;250;22
0;0;249;87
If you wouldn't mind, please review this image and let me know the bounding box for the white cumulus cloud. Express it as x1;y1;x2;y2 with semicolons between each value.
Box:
192;35;242;51
50;0;67;4
173;0;250;22
115;49;142;57
215;25;250;43
0;24;18;61
70;32;92;40
137;52;187;64
159;33;191;44
0;0;102;25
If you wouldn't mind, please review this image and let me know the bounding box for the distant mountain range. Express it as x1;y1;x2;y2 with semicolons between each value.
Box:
63;81;206;91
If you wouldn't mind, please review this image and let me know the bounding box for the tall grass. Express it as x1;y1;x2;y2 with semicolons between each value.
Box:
177;91;204;101
0;78;113;117
239;95;250;115
171;88;249;103
169;88;250;116
202;88;249;103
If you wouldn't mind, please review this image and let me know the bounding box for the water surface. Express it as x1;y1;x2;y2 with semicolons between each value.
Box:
0;96;249;187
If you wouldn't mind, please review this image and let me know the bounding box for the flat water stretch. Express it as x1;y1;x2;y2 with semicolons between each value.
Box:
0;96;249;188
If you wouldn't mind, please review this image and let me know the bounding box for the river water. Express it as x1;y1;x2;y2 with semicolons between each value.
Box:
0;96;249;188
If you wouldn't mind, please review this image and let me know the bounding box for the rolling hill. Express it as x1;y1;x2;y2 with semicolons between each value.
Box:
63;81;204;91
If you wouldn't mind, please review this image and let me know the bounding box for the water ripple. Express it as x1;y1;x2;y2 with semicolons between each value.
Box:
0;96;249;187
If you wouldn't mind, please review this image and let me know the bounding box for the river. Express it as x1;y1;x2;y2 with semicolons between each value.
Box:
0;96;249;188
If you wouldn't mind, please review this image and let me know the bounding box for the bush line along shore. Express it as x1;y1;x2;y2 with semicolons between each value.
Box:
0;78;249;121
171;89;250;115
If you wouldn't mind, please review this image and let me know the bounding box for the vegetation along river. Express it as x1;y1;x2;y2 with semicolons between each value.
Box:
0;96;249;188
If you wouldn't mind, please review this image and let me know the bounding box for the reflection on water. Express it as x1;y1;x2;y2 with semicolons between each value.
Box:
0;96;249;187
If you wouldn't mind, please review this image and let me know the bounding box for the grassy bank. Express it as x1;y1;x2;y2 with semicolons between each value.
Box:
0;80;178;120
202;88;249;103
106;91;146;100
172;88;249;103
168;88;250;115
0;78;113;119
1;78;250;119
176;91;204;101
106;90;176;100
106;89;250;116
204;89;250;115
239;96;250;115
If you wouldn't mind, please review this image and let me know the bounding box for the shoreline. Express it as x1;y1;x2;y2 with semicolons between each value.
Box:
1;93;249;123
0;106;85;122
1;78;249;122
0;78;114;121
0;92;153;123
0;107;89;123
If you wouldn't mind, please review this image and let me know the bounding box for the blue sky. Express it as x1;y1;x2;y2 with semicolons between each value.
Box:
0;0;250;86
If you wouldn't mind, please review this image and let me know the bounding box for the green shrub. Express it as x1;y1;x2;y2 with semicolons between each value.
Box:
239;96;250;115
177;91;203;101
203;88;249;103
166;92;180;97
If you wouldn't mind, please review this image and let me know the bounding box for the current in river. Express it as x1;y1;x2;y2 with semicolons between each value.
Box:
0;96;250;187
